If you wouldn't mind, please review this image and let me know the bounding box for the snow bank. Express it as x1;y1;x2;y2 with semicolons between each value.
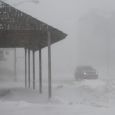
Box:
80;79;106;89
0;80;115;115
0;100;115;115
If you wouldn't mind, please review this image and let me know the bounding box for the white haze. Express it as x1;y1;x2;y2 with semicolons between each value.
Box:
1;0;115;80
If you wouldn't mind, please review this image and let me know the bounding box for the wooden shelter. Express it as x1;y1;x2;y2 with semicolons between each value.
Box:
0;0;67;98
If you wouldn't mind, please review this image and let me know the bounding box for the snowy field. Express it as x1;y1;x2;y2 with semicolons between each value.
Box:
0;79;115;115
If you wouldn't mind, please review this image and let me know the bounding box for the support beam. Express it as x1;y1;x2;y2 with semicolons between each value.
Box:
25;48;27;88
14;48;17;81
28;49;31;88
33;50;35;90
39;48;42;93
47;30;52;98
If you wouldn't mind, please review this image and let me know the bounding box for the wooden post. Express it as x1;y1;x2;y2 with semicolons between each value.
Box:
39;48;42;93
28;49;30;88
33;50;35;89
25;48;27;88
47;30;52;98
14;48;17;81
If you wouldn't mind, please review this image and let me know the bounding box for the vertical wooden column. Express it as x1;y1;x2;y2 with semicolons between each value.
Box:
39;48;42;93
14;48;17;81
28;49;31;88
47;30;52;98
25;48;27;88
33;50;35;89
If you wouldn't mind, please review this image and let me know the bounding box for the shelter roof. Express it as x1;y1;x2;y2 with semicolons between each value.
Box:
0;0;67;50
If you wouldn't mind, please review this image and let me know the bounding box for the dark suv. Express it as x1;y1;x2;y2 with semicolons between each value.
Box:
75;66;98;80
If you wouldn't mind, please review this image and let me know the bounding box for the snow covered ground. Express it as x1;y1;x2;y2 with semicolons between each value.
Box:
0;79;115;115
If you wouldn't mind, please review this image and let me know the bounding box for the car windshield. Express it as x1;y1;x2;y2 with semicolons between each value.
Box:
77;66;94;71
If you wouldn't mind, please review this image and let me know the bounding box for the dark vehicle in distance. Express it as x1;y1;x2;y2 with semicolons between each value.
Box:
75;66;98;80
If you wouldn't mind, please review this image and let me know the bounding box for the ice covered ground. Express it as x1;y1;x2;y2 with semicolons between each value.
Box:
0;79;115;115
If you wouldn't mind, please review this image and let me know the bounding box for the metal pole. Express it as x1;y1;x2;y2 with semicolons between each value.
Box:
48;30;52;98
14;48;17;81
28;49;31;88
33;50;35;89
25;48;27;88
39;48;42;93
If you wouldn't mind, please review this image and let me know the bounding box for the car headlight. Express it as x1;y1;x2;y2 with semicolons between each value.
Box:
83;72;87;75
